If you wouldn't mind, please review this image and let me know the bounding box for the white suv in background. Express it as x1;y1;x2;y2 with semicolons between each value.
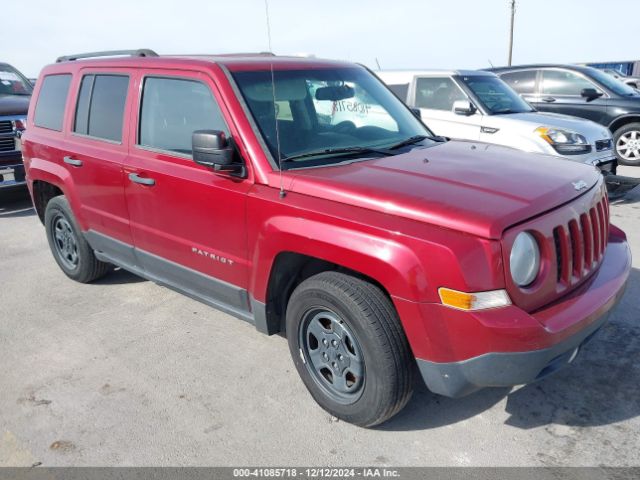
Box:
598;68;640;90
377;70;617;174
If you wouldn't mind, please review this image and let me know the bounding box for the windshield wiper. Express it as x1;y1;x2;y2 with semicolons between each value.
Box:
387;134;445;150
280;135;446;164
281;146;394;163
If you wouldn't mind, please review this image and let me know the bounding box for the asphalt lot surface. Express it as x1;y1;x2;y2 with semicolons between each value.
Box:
1;167;639;467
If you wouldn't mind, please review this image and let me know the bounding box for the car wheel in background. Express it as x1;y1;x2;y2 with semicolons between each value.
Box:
44;196;111;283
614;123;640;166
286;271;414;427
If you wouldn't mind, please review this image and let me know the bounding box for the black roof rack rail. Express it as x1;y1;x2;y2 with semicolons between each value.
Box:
172;52;276;57
56;49;158;63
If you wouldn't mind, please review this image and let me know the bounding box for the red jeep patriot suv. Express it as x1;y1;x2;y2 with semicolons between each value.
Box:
22;50;631;427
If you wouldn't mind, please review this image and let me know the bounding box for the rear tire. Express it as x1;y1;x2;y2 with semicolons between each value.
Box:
614;122;640;166
44;196;111;283
286;271;414;427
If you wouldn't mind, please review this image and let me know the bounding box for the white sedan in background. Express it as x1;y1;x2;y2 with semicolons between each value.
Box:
377;69;617;174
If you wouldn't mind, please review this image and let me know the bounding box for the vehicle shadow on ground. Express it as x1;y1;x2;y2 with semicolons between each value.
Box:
93;267;148;285
379;268;640;432
0;190;35;218
610;184;640;205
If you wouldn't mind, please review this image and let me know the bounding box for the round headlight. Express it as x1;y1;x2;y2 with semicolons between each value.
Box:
510;232;540;287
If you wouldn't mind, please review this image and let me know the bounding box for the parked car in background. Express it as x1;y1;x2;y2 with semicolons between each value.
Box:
379;70;618;175
489;64;640;166
0;62;31;191
599;68;640;90
22;50;630;427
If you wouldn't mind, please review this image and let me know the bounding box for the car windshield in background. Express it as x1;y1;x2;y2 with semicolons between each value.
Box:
0;65;33;95
232;67;434;167
588;68;639;96
460;75;534;114
603;69;625;78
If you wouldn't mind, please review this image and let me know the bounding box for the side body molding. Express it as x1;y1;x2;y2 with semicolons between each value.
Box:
84;230;257;327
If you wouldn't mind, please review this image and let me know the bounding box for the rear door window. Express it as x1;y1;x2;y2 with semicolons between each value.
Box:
138;77;228;156
74;74;130;142
387;83;409;101
34;74;72;131
414;77;466;111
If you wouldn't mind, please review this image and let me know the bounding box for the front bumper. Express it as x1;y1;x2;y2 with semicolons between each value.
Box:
603;172;640;199
0;159;26;189
552;143;615;171
417;310;610;397
595;156;617;175
407;226;631;398
566;155;625;195
0;121;25;189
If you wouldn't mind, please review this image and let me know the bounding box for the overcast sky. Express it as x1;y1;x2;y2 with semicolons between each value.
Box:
3;0;638;77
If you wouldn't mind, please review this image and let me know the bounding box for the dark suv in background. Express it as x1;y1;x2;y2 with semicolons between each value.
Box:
0;62;31;191
488;64;640;166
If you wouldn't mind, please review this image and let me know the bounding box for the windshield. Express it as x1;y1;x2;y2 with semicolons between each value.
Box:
459;75;534;114
232;67;435;167
0;65;32;96
587;68;639;96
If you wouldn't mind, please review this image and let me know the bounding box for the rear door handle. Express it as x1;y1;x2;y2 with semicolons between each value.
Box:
63;156;83;167
128;172;156;186
541;97;556;103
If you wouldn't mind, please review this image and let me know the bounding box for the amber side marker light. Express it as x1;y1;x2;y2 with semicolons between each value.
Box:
438;288;512;311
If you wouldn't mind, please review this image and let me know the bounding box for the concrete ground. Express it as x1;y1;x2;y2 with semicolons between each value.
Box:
0;168;639;467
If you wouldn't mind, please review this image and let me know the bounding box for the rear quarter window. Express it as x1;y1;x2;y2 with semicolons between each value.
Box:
34;74;72;131
74;74;130;142
499;70;537;94
387;83;409;101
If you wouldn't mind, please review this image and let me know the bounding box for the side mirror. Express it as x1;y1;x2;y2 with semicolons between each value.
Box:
410;107;422;119
581;88;603;101
192;130;245;177
453;100;476;116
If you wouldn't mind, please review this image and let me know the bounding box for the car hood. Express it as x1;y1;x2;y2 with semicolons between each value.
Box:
489;111;611;141
287;140;601;239
0;94;30;116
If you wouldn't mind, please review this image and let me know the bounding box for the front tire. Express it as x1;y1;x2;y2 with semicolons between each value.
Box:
614;122;640;166
44;196;111;283
286;271;414;427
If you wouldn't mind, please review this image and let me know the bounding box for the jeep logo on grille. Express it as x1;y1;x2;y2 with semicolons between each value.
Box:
572;180;588;191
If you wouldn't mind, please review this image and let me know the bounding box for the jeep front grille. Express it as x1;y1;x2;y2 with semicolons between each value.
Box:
553;193;609;287
502;179;608;313
0;121;13;134
0;137;16;152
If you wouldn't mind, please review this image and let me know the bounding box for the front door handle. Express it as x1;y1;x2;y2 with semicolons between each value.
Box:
128;172;156;186
541;96;556;103
63;156;83;167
